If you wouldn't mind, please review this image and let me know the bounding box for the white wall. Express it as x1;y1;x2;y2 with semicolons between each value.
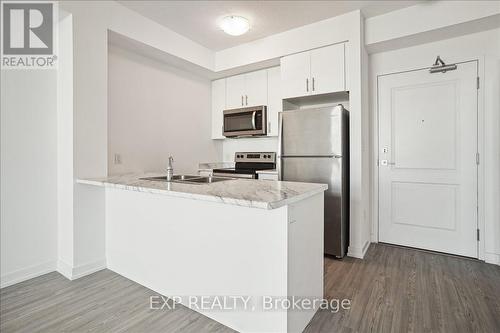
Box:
57;11;75;276
1;70;58;287
369;28;500;265
57;0;219;277
221;137;278;162
365;1;500;52
108;45;220;175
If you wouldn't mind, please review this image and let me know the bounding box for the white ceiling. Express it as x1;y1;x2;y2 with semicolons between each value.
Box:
119;1;422;51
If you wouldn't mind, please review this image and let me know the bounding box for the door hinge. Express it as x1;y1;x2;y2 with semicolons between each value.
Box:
477;229;480;241
477;77;480;89
476;153;480;165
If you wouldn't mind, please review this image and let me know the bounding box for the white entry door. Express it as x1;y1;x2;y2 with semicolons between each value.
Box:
378;61;478;258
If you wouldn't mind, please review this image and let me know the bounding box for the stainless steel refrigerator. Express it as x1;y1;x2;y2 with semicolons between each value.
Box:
278;105;349;258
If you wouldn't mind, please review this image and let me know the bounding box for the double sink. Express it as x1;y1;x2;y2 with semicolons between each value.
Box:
140;175;232;185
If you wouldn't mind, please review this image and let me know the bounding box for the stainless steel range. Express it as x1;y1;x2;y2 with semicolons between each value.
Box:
213;152;276;179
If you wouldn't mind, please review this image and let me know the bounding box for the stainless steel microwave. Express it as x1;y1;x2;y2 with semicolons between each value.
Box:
223;105;267;137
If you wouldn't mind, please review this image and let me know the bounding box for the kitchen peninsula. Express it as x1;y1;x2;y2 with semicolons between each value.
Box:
78;174;327;333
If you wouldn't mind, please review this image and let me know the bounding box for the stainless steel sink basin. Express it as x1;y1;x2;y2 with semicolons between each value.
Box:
183;176;231;184
140;175;233;184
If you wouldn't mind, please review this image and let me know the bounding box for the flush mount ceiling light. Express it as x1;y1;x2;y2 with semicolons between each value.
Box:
219;16;250;36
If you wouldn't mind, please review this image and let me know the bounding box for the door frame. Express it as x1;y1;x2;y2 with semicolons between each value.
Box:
371;58;485;260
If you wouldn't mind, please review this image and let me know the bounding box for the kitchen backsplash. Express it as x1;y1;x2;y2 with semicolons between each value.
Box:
221;137;278;162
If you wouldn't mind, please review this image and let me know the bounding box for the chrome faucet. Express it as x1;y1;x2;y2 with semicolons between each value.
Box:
166;156;174;181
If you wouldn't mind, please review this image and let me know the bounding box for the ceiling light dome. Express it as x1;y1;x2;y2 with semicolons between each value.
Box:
219;16;250;36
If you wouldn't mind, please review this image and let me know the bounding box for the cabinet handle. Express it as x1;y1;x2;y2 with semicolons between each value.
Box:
268;121;271;134
241;95;244;106
312;77;315;91
245;95;248;105
306;78;309;92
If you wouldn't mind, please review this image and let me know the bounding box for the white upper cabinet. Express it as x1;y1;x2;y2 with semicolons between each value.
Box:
225;74;245;109
281;43;345;99
245;70;268;107
212;68;280;139
266;67;281;137
310;43;345;95
211;79;226;139
280;51;311;99
225;69;268;109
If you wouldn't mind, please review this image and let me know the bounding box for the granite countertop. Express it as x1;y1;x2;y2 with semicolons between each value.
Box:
77;173;327;210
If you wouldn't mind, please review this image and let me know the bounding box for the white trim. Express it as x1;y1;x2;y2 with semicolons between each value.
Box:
57;260;73;279
476;56;486;262
0;261;57;289
72;259;106;280
484;253;500;266
371;58;485;259
347;242;371;259
56;258;107;280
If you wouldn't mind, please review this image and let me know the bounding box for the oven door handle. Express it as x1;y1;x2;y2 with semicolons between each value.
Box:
251;111;257;130
213;172;255;179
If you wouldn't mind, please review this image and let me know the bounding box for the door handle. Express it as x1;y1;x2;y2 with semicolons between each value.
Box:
380;160;395;166
251;111;257;130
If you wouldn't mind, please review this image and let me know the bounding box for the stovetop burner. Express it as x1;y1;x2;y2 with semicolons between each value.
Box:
212;152;276;178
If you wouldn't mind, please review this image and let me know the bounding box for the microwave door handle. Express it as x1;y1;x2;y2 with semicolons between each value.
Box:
251;111;257;130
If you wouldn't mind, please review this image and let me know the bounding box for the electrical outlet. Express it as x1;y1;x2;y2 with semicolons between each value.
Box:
114;153;122;165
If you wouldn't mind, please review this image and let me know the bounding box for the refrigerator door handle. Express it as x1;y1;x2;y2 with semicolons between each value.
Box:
277;113;283;180
280;155;343;158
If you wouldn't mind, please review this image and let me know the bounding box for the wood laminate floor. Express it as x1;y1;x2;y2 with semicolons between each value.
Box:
1;244;499;333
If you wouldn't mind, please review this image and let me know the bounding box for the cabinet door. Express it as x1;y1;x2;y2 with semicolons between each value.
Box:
226;74;245;109
310;43;345;95
258;173;279;181
244;70;267;107
280;51;311;99
211;79;226;139
266;67;281;136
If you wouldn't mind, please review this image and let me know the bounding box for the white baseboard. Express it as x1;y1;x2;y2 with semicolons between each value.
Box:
347;241;371;259
484;252;500;266
57;258;107;280
1;260;57;288
72;259;106;280
57;260;74;279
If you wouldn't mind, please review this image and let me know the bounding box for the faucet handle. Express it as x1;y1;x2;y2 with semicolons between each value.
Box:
168;156;174;166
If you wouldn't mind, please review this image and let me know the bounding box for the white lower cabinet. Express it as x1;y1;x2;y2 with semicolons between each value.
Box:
258;173;279;181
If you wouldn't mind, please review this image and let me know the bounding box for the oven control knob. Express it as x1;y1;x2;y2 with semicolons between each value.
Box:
263;155;267;158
